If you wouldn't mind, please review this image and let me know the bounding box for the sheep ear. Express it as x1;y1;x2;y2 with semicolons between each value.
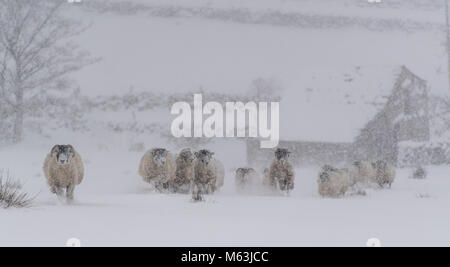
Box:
67;145;75;155
51;145;59;153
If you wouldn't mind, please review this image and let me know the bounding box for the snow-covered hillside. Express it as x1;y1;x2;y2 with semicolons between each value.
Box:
63;0;448;142
68;0;447;96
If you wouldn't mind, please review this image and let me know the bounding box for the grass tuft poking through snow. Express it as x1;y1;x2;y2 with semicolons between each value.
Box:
0;171;33;209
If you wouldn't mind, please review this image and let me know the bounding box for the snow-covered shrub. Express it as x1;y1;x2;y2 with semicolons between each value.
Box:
0;171;33;209
416;193;431;199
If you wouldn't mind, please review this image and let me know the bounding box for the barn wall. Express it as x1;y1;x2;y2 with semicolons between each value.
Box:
247;139;354;168
354;66;429;165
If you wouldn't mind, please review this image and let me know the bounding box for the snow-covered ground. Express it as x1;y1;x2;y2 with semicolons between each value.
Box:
0;135;449;247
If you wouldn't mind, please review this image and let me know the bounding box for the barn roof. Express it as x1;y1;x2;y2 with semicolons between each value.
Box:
279;65;420;143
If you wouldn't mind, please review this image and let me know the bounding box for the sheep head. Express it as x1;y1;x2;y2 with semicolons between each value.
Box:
274;148;290;163
51;145;75;165
375;160;387;171
152;148;169;167
236;168;253;176
195;149;214;165
179;148;194;164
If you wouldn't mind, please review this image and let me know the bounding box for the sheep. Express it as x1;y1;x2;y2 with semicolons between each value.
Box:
372;160;395;188
349;161;376;185
268;148;295;192
43;145;84;202
411;166;427;180
235;167;260;194
192;149;225;195
172;148;195;193
138;148;176;192
317;165;353;198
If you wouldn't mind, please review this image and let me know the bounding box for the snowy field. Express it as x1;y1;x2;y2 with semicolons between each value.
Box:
0;137;449;247
1;0;450;247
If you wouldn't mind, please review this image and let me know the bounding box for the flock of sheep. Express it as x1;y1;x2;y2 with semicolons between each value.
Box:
318;161;396;197
42;145;395;202
138;148;225;199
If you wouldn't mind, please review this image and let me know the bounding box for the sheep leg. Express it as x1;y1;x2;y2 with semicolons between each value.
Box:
270;177;277;188
198;183;205;194
66;184;75;202
53;186;64;197
209;183;216;194
191;184;204;202
50;186;57;194
202;183;209;195
280;179;287;191
53;186;65;202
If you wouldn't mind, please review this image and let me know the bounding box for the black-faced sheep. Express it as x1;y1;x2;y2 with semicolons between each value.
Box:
193;149;224;195
235;167;260;194
43;145;84;202
172;148;195;193
350;161;376;185
138;148;176;191
373;160;395;188
317;165;352;198
269;148;295;192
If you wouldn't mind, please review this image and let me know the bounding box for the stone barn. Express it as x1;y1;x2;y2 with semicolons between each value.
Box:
247;65;430;168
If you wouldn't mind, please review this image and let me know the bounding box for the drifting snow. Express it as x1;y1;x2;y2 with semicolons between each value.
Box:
0;138;449;246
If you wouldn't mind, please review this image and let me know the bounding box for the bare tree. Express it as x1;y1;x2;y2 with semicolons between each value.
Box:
0;0;95;143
